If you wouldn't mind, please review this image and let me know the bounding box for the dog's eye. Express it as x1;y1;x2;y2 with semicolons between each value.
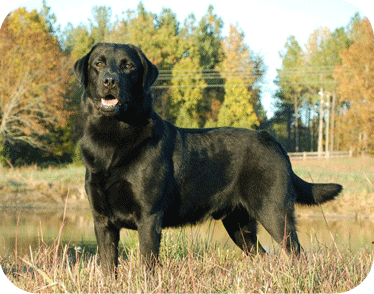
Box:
122;63;134;70
96;62;104;68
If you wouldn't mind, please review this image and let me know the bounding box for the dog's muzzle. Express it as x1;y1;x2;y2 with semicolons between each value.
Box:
98;73;126;115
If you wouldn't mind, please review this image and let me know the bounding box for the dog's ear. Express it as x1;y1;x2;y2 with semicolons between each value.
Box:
74;53;89;87
74;44;98;87
134;46;159;93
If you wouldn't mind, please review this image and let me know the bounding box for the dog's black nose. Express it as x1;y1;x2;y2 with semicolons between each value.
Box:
102;74;119;88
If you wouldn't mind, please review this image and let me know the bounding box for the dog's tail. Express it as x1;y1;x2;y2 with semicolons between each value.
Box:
293;172;342;205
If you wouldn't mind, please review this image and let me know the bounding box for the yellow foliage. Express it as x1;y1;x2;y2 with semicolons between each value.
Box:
217;78;259;128
334;18;374;151
216;25;259;129
0;8;70;150
171;56;207;121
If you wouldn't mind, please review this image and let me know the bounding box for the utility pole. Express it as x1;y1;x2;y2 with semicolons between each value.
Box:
330;89;336;154
318;87;324;159
294;92;299;152
325;93;330;158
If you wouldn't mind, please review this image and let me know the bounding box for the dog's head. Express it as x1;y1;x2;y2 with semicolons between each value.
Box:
74;43;159;119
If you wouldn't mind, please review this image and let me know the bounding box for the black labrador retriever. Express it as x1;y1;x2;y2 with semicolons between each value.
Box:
74;42;342;271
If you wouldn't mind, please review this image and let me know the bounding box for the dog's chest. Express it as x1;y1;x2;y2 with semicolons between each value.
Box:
102;179;140;229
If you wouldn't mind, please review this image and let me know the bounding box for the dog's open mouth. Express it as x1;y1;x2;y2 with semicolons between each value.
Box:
101;95;119;109
98;94;127;115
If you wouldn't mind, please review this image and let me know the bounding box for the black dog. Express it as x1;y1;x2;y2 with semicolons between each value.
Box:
74;42;342;271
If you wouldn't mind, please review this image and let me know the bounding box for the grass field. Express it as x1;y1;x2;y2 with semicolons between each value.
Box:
0;165;86;209
1;221;373;293
291;156;374;219
1;156;374;292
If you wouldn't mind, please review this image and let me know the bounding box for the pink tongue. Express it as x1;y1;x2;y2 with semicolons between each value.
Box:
101;98;118;107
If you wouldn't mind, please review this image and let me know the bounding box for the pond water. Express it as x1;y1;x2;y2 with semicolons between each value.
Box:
1;208;373;258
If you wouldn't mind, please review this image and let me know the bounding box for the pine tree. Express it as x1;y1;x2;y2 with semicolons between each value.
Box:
277;35;305;151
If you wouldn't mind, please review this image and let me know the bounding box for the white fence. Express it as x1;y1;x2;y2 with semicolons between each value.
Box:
288;150;352;160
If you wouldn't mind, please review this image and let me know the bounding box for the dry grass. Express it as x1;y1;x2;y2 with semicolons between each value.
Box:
0;165;86;209
1;225;373;293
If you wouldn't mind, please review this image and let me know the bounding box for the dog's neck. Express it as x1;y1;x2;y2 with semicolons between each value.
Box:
81;117;154;172
85;115;153;142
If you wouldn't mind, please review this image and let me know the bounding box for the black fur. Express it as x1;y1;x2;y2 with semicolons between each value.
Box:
74;42;343;271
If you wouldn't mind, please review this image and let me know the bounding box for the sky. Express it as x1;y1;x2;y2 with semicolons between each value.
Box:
1;0;373;118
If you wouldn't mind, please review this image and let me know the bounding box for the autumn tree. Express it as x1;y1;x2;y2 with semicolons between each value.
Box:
113;3;184;69
216;79;259;129
334;17;374;153
64;24;94;61
212;24;259;129
170;6;223;127
194;6;225;125
170;49;207;128
193;5;224;70
0;8;71;164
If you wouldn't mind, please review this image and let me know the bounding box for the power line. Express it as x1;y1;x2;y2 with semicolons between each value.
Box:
150;66;357;89
152;83;256;89
157;74;258;81
155;67;353;80
158;65;352;74
277;81;338;86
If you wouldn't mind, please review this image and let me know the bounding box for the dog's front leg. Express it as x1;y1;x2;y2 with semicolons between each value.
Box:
93;216;120;274
85;172;120;275
137;212;163;267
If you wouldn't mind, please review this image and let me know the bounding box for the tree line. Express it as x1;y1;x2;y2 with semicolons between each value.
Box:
273;14;374;155
0;1;372;166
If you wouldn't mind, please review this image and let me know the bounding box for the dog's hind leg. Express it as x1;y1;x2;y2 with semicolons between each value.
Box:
257;200;301;254
222;208;266;255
